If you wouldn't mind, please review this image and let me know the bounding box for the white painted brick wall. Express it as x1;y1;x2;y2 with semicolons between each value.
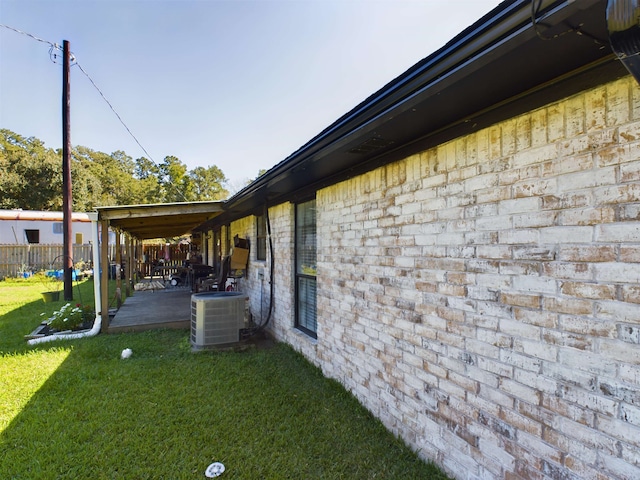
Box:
225;76;640;479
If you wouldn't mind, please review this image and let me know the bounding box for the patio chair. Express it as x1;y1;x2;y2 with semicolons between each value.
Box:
196;255;231;292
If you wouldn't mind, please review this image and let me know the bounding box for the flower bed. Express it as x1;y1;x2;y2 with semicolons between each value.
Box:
25;303;95;340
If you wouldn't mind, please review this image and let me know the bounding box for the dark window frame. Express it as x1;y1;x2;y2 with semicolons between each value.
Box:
295;198;317;338
24;229;40;244
213;229;222;273
256;214;267;261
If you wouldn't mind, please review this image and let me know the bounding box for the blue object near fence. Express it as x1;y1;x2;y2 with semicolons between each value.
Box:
46;269;80;281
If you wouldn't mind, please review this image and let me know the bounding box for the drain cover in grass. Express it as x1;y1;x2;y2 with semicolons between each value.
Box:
205;462;225;478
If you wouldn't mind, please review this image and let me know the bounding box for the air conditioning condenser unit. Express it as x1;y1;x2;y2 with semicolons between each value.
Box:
191;291;247;349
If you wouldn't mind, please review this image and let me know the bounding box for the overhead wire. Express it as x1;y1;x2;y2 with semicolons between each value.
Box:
0;23;54;47
0;23;189;203
72;62;189;203
74;63;156;167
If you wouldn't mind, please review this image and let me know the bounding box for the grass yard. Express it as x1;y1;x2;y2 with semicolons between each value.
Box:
0;277;450;479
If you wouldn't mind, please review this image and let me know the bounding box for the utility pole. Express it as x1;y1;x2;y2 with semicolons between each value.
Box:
62;39;73;301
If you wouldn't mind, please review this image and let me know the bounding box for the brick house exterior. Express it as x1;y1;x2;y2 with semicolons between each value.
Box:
201;2;640;478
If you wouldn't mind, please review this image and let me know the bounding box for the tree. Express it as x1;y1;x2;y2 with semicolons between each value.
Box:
0;128;230;210
159;155;191;203
135;156;159;179
189;165;228;200
0;129;62;210
73;146;143;207
135;157;162;204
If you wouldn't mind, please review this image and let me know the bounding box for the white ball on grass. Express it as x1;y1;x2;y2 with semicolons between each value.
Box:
121;348;132;359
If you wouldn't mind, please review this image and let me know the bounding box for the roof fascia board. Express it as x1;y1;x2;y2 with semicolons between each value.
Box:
339;0;608;136
225;0;595;208
96;202;223;221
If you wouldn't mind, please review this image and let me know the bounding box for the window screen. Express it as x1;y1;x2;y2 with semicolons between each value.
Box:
296;200;316;276
297;276;317;334
295;199;317;336
256;214;267;261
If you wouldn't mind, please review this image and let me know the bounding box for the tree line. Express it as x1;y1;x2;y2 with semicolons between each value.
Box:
0;128;229;211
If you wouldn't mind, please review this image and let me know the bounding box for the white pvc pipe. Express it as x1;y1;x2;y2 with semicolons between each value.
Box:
27;317;102;345
89;212;102;320
28;213;102;346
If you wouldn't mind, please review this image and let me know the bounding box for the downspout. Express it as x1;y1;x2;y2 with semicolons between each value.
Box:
28;213;102;345
607;0;640;83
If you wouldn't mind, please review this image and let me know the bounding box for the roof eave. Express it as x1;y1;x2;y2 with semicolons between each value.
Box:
220;0;624;222
95;201;225;240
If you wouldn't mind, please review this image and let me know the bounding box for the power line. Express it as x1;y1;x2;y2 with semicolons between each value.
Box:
72;62;188;202
0;23;54;46
0;24;66;64
1;23;189;202
74;62;189;202
74;63;156;165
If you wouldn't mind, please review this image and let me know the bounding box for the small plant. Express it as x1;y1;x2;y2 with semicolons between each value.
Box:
43;303;93;331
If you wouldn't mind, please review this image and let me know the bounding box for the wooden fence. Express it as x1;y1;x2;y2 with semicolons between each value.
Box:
0;244;116;278
140;243;190;277
0;243;194;279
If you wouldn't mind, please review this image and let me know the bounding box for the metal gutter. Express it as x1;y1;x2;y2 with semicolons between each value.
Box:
219;0;616;222
226;0;524;204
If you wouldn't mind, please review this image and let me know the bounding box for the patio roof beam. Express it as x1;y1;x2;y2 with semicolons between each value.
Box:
95;201;224;241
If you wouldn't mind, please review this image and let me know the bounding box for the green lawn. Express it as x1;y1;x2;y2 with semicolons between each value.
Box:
0;277;449;479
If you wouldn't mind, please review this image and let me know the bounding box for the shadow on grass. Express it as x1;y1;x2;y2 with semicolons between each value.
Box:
0;277;128;355
0;279;449;479
0;329;450;479
0;301;68;355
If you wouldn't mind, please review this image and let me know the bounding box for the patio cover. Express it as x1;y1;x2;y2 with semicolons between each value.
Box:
95;201;224;240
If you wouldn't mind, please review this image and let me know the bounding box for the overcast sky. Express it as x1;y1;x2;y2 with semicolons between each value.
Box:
1;0;502;191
